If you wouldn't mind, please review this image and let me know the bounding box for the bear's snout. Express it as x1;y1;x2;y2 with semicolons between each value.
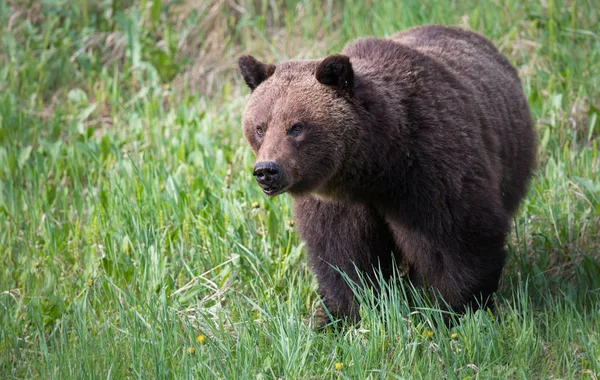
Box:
253;161;285;195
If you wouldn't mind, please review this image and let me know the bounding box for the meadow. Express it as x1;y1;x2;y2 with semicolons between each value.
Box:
1;0;599;378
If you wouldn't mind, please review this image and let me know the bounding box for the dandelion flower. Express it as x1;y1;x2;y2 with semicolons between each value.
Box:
451;333;458;339
33;262;40;268
88;279;93;286
286;219;295;227
196;335;206;344
251;201;260;209
187;347;195;354
424;330;434;339
335;362;343;370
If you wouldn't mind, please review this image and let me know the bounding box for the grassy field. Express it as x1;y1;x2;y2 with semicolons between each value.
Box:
1;0;599;378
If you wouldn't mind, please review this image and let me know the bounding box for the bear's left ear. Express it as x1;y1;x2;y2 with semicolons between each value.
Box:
238;55;276;91
315;54;354;95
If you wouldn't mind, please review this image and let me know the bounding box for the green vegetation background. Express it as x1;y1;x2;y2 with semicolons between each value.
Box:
0;0;598;378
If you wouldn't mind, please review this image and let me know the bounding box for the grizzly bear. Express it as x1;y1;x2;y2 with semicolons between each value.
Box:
238;25;536;324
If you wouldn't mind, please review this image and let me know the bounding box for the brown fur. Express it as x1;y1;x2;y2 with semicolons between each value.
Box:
238;25;536;324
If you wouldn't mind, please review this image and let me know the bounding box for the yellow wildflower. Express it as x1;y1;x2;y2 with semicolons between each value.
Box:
451;333;458;339
187;347;195;354
424;330;434;339
196;335;206;344
88;279;93;286
335;362;343;370
251;201;260;209
33;262;40;268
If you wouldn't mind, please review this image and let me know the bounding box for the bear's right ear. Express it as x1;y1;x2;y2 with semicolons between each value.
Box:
315;54;354;95
238;55;276;91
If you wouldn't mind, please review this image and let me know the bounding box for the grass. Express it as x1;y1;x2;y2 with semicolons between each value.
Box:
1;0;599;378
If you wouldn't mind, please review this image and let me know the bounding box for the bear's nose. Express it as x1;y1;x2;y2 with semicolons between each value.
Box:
253;161;281;185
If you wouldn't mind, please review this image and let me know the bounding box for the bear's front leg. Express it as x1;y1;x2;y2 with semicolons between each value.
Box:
293;196;397;326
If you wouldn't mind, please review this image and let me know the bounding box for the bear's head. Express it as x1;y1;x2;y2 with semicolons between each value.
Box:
238;54;359;197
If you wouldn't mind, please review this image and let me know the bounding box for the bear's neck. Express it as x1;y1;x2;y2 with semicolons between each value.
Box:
341;73;418;202
318;109;415;203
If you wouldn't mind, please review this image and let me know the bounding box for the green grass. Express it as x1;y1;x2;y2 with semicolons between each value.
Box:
1;0;599;378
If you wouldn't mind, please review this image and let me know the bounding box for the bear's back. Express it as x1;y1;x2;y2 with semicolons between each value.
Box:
396;26;535;214
343;25;536;215
390;25;520;96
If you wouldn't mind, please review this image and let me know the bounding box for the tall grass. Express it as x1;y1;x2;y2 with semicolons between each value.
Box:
1;0;599;378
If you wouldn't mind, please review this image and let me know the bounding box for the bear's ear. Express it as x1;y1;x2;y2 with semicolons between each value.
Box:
238;55;276;91
315;54;354;95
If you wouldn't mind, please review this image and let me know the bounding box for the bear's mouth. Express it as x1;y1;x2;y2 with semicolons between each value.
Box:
260;184;286;196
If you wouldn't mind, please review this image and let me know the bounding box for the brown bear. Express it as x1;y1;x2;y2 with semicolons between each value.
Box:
238;25;536;325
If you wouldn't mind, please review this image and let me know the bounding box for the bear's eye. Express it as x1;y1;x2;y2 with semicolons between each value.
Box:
288;123;304;136
256;126;264;137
